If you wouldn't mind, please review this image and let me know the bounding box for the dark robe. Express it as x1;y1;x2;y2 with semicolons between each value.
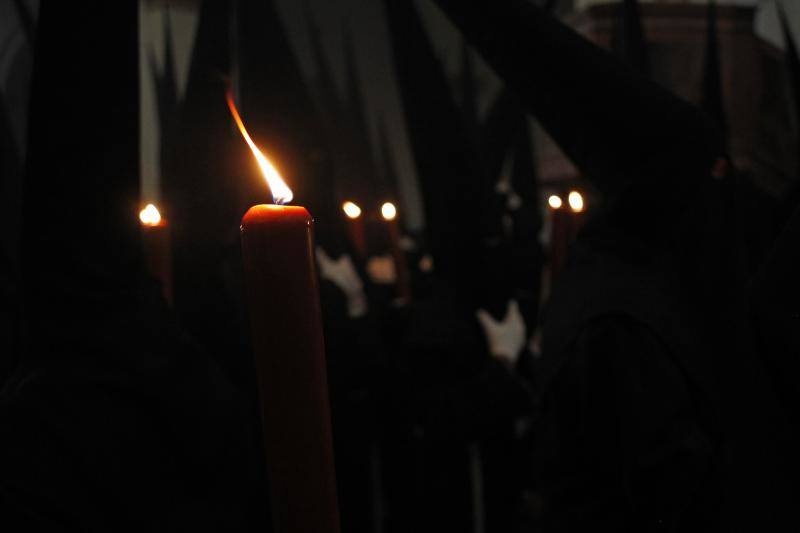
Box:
535;224;721;531
0;3;268;529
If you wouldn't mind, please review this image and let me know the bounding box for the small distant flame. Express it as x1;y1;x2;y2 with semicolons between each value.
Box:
226;91;293;205
343;201;362;219
381;202;397;221
568;191;584;213
548;195;563;210
140;203;162;226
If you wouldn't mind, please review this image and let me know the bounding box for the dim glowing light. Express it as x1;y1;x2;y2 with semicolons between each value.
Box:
568;191;584;213
226;91;293;205
381;202;397;221
548;195;563;210
139;203;162;226
343;201;362;219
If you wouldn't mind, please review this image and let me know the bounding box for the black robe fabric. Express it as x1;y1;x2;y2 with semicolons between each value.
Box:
379;293;534;533
535;228;721;531
1;3;268;530
0;296;265;532
533;219;798;532
747;204;800;420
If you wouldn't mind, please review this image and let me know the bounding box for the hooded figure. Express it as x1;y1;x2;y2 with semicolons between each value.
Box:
305;9;372;257
429;0;797;529
242;6;388;531
148;6;180;192
481;89;545;334
384;0;507;312
162;0;256;392
1;3;267;529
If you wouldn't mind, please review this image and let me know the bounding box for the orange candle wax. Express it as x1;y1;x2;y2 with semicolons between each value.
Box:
241;205;340;533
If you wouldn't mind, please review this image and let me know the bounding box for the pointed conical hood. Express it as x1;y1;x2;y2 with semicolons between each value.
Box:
481;89;521;185
306;6;343;123
376;115;401;203
21;0;142;340
510;113;540;225
508;108;544;330
340;22;381;209
304;7;350;210
149;7;180;197
164;0;234;237
385;0;497;297
612;0;650;77
481;88;543;325
778;1;800;174
430;0;724;198
342;22;372;150
10;0;35;43
163;0;244;370
702;1;727;137
150;8;179;135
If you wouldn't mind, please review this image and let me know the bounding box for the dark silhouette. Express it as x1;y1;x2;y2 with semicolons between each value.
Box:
0;2;266;529
431;0;798;529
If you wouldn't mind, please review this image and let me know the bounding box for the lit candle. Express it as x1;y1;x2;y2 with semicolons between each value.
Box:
380;201;411;303
548;194;569;279
228;92;340;533
342;200;367;258
139;203;173;304
567;189;586;241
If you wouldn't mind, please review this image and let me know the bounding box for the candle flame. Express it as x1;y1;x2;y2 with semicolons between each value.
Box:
381;202;397;221
568;191;584;213
140;203;162;226
226;91;293;205
343;201;362;219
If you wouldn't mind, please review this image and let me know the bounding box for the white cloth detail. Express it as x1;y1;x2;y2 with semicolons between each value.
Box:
366;254;398;284
476;299;526;366
316;246;368;318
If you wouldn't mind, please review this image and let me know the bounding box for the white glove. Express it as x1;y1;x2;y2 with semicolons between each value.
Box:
476;299;526;366
316;246;368;318
366;254;398;284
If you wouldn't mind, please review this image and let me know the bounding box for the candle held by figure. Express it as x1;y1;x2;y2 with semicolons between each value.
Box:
228;91;340;533
381;202;411;303
342;200;367;257
548;193;569;280
567;190;586;241
139;203;172;304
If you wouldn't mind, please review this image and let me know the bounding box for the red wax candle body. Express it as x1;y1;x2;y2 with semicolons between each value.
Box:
385;219;411;303
141;221;173;304
240;205;340;533
549;208;569;280
347;217;367;258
